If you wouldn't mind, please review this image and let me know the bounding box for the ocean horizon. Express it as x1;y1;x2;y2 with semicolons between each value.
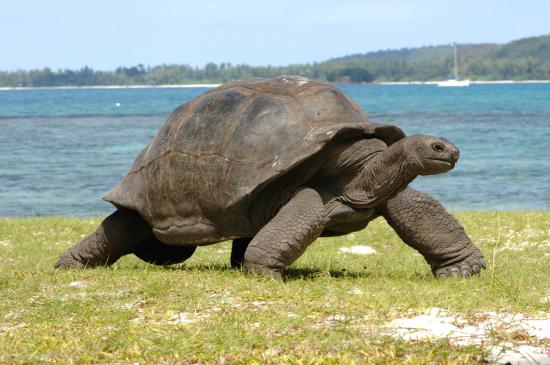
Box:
2;79;550;92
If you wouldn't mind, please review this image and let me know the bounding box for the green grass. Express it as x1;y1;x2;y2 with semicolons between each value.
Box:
1;212;549;364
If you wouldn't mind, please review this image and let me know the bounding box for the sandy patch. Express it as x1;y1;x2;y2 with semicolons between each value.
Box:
131;309;209;326
209;291;242;309
312;313;352;329
490;344;550;365
124;298;209;326
0;322;27;333
324;314;348;325
489;224;550;253
169;312;196;325
385;308;550;364
250;300;271;310
349;288;364;295
339;245;377;255
497;240;550;252
68;281;86;288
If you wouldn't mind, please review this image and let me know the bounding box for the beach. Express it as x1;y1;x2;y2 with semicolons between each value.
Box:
2;80;550;91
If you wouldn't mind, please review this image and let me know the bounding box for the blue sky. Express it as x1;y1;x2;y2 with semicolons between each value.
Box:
2;0;549;70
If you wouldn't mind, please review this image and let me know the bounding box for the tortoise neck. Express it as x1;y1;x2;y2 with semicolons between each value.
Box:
340;140;418;208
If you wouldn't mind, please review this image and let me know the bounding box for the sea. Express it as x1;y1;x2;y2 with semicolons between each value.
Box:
1;83;549;216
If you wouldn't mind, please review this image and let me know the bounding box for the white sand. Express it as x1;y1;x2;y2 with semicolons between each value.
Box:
385;308;550;364
67;281;86;288
339;245;377;255
490;344;550;365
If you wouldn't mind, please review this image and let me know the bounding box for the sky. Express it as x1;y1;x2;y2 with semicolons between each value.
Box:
1;0;549;71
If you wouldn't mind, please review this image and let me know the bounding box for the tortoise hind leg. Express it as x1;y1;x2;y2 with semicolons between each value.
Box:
55;208;151;268
230;237;251;269
134;236;196;265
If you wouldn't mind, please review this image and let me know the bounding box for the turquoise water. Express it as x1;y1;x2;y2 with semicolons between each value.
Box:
1;84;549;216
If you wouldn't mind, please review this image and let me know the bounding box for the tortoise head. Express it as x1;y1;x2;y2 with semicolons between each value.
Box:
404;134;460;175
335;133;460;208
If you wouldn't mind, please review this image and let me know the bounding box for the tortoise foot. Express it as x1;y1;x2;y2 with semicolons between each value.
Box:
433;254;486;279
54;253;86;269
243;263;283;281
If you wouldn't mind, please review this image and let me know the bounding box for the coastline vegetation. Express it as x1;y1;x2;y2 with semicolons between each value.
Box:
1;34;550;87
1;212;549;363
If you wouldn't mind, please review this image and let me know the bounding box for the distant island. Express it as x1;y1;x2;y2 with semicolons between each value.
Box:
1;34;549;87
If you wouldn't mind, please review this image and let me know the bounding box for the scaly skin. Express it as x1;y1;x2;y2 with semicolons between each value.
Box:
243;188;327;279
378;187;486;278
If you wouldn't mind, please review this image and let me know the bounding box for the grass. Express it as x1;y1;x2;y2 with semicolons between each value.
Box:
0;212;549;364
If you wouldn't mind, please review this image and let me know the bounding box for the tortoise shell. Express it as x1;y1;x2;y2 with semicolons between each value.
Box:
104;76;405;244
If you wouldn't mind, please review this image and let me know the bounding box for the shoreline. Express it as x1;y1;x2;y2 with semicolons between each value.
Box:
0;83;223;91
1;80;550;91
376;80;550;85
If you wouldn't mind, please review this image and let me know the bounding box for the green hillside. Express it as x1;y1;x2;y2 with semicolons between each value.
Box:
328;34;550;81
1;34;549;87
334;43;495;63
333;43;489;64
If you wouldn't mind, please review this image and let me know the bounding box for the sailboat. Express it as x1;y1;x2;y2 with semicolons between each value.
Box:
437;43;470;87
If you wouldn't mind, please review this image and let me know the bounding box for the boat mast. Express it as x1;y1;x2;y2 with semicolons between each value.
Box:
453;43;459;81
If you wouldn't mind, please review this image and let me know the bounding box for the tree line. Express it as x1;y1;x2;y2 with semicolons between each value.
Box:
2;35;549;87
0;63;377;87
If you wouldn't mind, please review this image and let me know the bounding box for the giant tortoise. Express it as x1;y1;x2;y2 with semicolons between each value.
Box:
56;76;485;279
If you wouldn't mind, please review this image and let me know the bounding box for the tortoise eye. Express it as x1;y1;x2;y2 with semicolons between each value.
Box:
432;143;445;152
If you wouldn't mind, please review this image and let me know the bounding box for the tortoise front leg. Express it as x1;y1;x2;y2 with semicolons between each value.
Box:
378;187;486;278
55;209;151;268
243;188;327;279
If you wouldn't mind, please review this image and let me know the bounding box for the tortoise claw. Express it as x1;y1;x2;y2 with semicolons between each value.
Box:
433;259;485;279
243;263;283;281
54;254;85;269
432;247;486;279
449;267;460;278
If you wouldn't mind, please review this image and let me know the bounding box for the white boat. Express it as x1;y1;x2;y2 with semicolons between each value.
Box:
438;79;470;87
438;43;470;87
